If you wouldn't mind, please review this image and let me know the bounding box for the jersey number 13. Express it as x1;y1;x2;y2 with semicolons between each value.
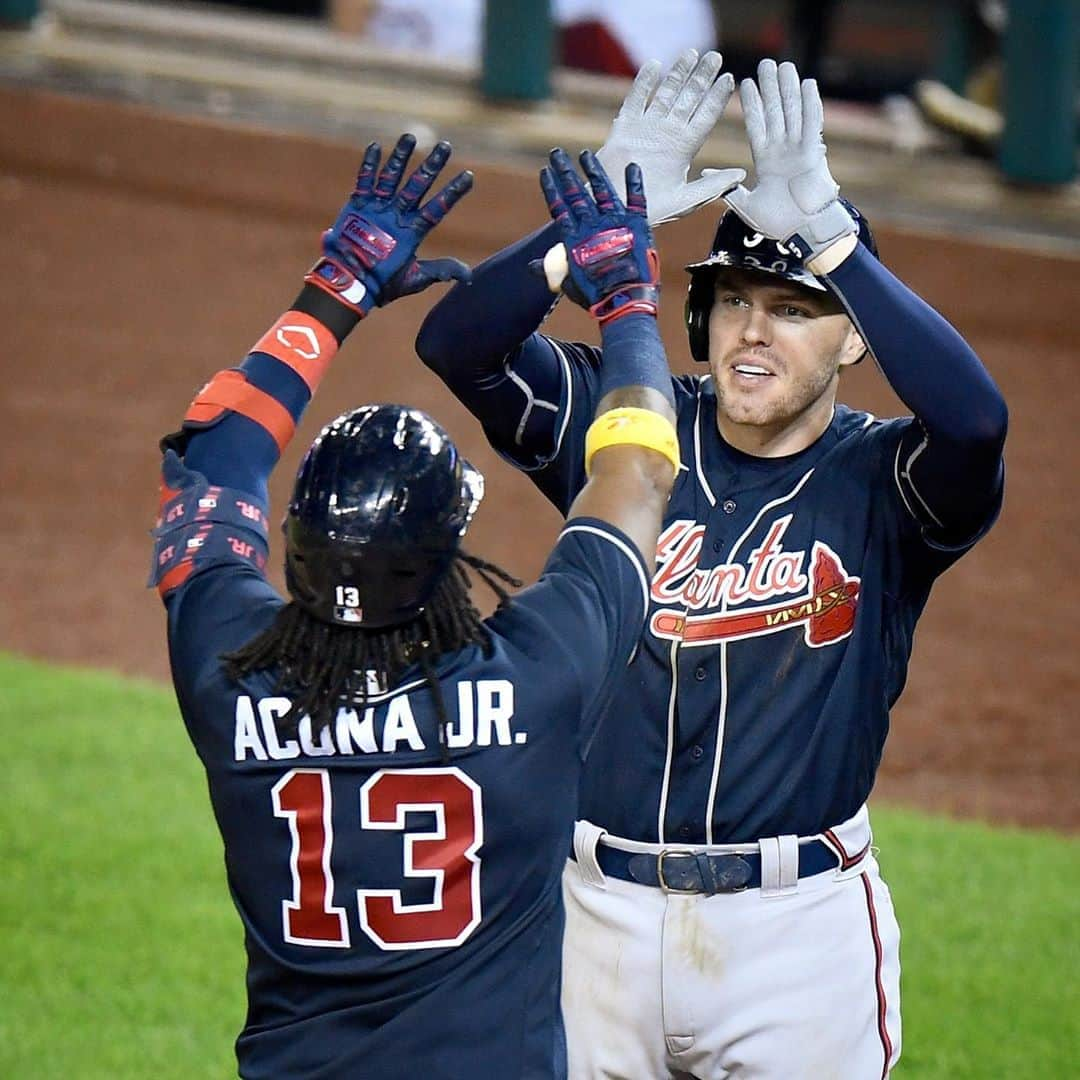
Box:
271;767;483;951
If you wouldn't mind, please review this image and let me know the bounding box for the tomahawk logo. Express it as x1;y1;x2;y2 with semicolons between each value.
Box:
649;517;860;648
276;324;321;360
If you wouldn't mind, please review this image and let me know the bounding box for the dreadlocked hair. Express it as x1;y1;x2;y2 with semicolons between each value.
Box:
221;551;521;756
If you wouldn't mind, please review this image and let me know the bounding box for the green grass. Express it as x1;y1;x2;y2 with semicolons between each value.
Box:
2;652;1077;1078
875;811;1080;1078
1;654;243;1078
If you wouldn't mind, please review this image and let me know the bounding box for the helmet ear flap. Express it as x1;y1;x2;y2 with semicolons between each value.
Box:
685;273;713;365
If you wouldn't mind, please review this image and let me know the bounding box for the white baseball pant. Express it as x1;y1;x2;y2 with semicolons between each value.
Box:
561;808;901;1078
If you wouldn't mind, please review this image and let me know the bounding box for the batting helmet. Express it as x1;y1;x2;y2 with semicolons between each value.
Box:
283;405;484;629
684;200;877;364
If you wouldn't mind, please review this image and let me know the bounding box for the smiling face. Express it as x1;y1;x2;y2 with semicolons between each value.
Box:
706;268;867;456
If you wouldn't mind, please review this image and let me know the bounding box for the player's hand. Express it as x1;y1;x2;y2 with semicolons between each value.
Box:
724;59;856;262
537;148;659;325
596;49;745;226
305;134;473;317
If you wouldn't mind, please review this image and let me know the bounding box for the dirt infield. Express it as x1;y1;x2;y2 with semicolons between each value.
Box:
2;88;1076;831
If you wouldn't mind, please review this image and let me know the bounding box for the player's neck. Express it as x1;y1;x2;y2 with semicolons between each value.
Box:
716;396;837;458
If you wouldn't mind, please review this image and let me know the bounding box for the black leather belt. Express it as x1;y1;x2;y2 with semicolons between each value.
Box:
584;839;839;894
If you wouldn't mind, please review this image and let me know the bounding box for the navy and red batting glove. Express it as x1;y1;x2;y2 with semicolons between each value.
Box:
539;148;659;324
305;134;474;317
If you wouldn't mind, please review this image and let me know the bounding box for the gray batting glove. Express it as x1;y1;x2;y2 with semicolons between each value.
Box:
597;48;746;226
724;59;856;261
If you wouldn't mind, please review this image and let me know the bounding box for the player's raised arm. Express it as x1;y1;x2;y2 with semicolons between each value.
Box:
726;60;1008;542
536;148;679;561
150;134;472;599
414;50;740;470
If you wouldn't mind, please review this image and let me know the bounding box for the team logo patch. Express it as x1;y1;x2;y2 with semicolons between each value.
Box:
251;313;337;392
276;323;321;360
649;517;860;648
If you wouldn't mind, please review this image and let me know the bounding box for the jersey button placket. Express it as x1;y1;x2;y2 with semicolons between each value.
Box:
722;499;737;514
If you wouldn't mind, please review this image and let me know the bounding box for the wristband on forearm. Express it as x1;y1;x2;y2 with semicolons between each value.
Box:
290;281;364;344
304;256;377;318
591;282;660;324
584;406;681;479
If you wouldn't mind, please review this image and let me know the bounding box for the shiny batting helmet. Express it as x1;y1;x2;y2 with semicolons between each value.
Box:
684;199;878;364
283;405;484;629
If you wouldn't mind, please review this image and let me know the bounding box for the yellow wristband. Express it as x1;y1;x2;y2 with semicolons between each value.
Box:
584;407;681;479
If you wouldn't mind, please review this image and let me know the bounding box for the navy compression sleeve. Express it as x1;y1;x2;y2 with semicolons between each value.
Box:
415;222;562;390
597;311;675;410
822;243;1008;539
415;221;572;463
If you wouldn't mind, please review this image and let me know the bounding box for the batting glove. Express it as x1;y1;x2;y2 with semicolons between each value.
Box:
537;148;658;325
724;59;856;262
596;48;746;226
305;134;473;317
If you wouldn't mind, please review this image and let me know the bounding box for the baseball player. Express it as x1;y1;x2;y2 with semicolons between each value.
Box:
151;135;679;1077
415;56;1009;1077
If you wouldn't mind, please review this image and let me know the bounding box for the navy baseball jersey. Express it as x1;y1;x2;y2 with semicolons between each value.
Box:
487;334;1001;845
161;502;648;1079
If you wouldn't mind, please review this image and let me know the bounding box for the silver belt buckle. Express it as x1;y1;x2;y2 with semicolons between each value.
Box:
656;849;700;894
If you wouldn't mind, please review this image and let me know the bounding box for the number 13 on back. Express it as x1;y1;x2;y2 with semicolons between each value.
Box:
271;767;484;950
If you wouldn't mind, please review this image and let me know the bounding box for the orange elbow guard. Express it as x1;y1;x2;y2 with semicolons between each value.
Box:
182;369;296;453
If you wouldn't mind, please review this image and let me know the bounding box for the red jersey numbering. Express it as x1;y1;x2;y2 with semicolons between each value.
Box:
272;767;483;951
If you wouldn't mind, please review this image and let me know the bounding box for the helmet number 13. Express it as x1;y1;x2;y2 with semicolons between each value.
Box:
271;767;484;951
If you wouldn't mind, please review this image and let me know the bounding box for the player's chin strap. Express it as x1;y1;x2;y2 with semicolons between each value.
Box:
149;451;270;598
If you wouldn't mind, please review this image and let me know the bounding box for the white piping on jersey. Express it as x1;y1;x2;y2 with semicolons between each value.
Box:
656;637;680;842
504;359;561;447
546;338;576;461
702;467;817;843
654;377;711;839
692;378;718;507
560;523;652;635
894;433;946;529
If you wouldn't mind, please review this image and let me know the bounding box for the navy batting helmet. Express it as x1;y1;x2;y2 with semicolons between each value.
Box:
684;200;877;364
284;405;484;629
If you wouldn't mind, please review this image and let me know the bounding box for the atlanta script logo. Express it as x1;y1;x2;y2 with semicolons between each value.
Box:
649;516;860;648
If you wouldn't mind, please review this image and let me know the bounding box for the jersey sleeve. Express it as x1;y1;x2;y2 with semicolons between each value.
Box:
483;335;603;515
864;416;1001;589
165;561;284;709
488;515;652;758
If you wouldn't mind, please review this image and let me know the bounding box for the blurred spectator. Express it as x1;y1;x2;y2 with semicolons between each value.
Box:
363;0;480;62
359;0;716;74
556;0;716;75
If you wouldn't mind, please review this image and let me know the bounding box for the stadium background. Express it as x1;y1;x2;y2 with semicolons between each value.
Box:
1;1;1077;1075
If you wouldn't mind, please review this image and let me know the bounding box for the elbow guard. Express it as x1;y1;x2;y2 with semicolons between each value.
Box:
160;368;297;458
